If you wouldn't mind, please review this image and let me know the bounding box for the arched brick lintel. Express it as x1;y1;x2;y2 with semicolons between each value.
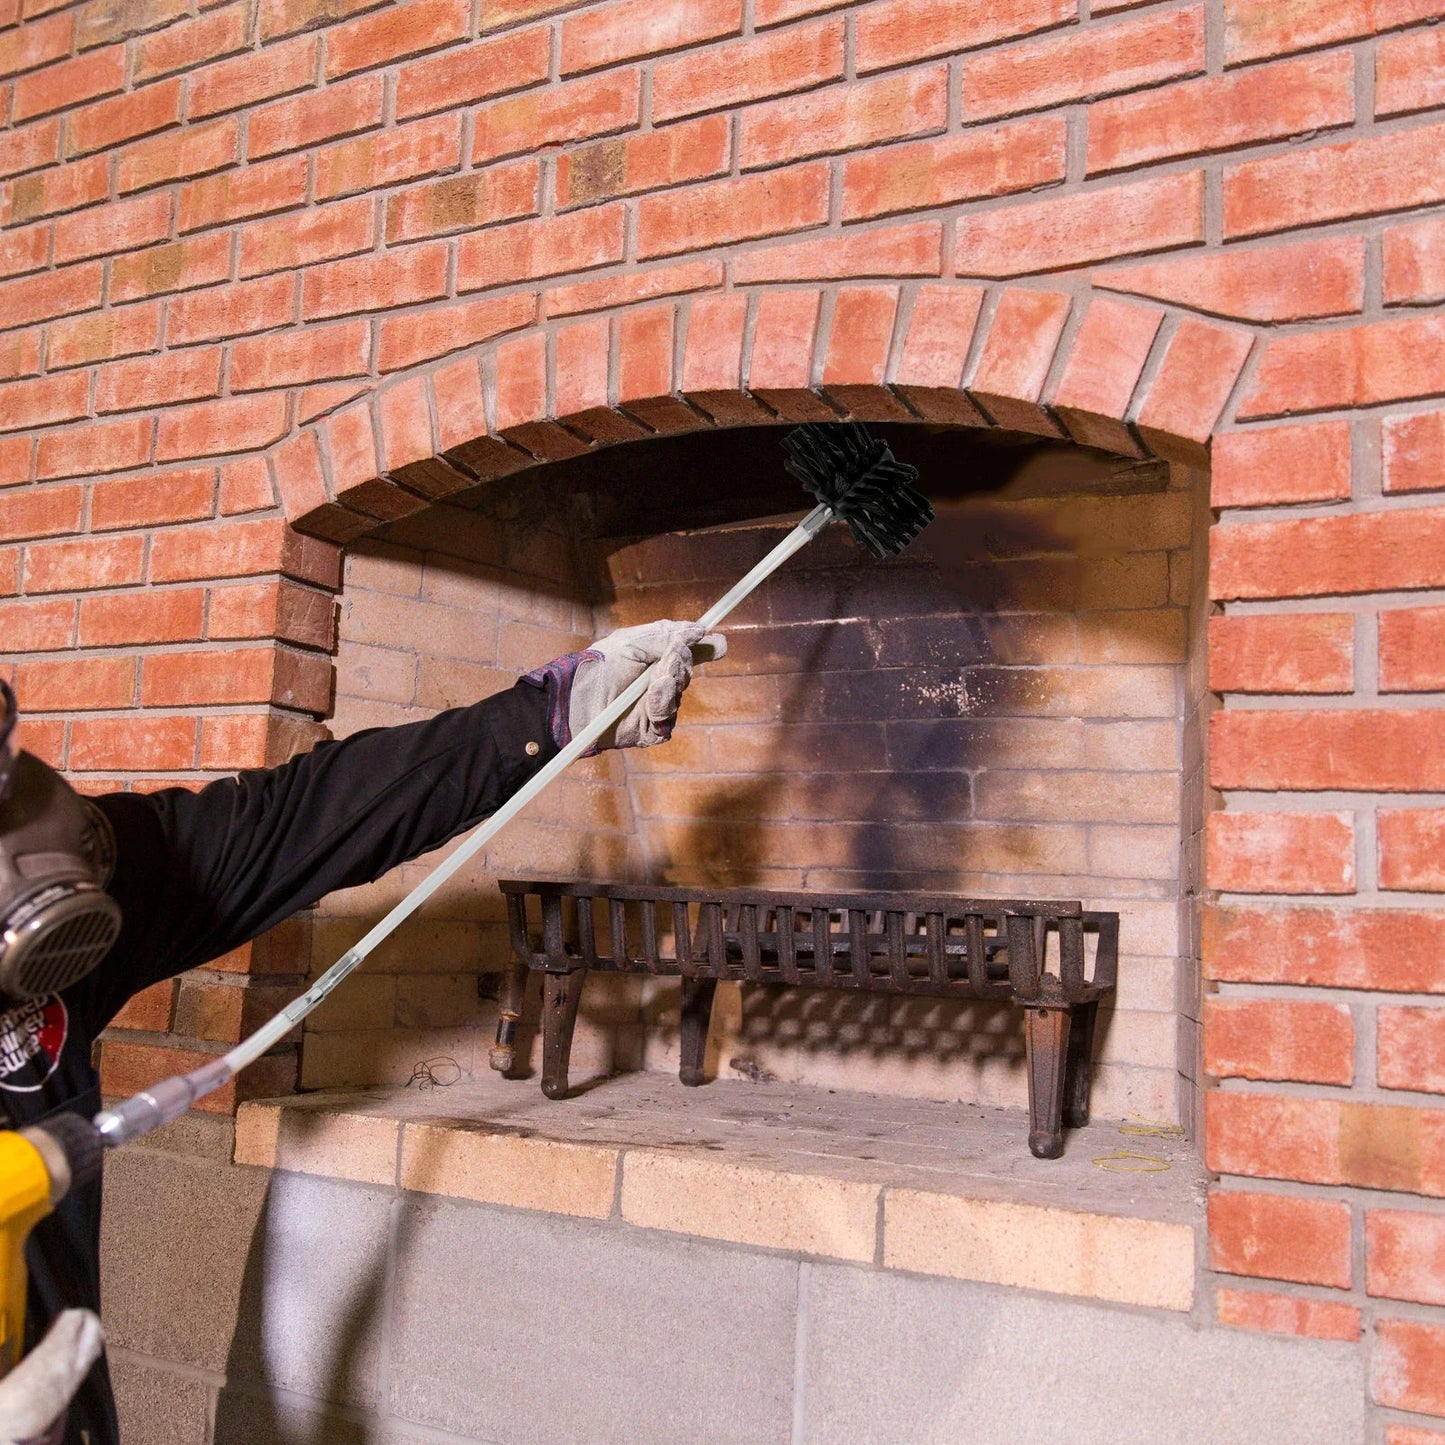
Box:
267;281;1257;547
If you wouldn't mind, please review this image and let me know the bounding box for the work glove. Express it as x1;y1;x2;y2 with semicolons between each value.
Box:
526;621;725;752
0;1308;104;1445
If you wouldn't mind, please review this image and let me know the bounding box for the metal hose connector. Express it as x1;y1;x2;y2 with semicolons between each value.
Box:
92;1058;233;1147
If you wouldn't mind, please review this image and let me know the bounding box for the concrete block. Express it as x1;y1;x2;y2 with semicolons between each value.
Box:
399;1121;618;1218
101;1149;271;1375
109;1351;211;1445
214;1388;437;1445
235;1103;399;1187
802;1265;1365;1445
388;1198;796;1444
884;1190;1195;1311
622;1150;879;1262
213;1389;384;1445
223;1173;393;1409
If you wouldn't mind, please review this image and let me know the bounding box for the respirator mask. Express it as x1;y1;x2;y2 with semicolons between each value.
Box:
0;680;121;1003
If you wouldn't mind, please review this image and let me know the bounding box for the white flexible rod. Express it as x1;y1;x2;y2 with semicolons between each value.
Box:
94;502;835;1146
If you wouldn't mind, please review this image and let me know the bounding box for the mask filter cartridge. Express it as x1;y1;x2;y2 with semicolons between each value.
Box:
0;682;121;1003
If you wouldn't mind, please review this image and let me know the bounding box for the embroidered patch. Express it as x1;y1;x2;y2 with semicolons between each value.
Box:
0;995;68;1093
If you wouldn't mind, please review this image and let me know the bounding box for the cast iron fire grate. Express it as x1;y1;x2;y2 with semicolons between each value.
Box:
490;880;1119;1159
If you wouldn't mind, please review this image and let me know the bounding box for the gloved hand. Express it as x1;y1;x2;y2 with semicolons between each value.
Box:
527;621;725;753
0;1308;104;1445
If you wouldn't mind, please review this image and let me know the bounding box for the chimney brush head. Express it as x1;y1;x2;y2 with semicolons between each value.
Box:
781;422;934;559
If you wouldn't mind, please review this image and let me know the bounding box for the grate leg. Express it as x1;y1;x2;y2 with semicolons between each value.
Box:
541;969;587;1100
1025;1006;1071;1160
679;977;718;1087
488;960;530;1074
1063;1000;1099;1129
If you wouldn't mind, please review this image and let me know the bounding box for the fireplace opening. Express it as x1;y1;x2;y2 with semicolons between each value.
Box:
308;424;1212;1140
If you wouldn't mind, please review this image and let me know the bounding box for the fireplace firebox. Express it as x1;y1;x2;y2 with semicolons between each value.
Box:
310;423;1208;1142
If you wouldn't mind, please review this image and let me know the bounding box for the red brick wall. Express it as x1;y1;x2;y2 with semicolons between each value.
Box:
5;0;1445;1428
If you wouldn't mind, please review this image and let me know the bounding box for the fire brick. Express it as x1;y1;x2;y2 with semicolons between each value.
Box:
8;12;1445;1436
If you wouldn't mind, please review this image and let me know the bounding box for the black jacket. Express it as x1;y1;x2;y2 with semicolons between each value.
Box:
0;679;558;1443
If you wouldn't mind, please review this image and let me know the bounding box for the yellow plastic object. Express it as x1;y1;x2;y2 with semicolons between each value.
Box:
0;1131;53;1377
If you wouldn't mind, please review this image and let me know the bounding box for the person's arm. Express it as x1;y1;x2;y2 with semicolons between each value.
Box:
78;622;720;1029
83;679;555;1027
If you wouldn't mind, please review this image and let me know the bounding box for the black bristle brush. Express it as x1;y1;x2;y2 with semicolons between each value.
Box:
93;422;935;1145
781;421;933;558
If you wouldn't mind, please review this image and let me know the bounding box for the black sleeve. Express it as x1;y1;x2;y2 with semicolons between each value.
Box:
77;678;558;1031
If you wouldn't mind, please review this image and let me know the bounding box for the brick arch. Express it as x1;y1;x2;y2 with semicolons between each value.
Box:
265;280;1257;545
